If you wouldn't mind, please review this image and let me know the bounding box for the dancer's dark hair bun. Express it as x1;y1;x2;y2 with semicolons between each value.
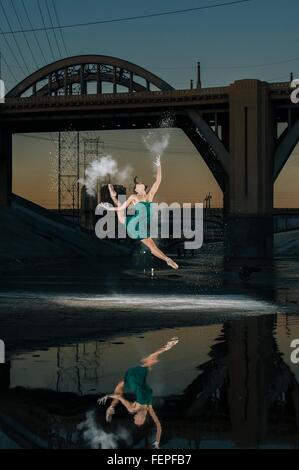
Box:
133;176;148;193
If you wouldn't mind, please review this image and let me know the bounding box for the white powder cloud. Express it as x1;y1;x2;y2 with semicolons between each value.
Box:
79;155;132;196
78;410;131;449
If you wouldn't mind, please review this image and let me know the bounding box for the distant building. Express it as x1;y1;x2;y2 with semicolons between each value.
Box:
100;184;127;204
80;184;127;230
80;187;97;230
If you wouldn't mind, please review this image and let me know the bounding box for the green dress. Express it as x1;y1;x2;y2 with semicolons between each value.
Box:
125;201;153;240
124;366;153;405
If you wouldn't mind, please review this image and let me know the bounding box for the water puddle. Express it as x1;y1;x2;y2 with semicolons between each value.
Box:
1;312;299;449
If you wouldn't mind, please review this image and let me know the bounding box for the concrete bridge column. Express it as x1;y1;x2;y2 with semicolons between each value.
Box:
0;123;12;206
0;362;10;393
226;79;275;261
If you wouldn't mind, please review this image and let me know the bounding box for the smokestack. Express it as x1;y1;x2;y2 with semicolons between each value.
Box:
197;61;202;89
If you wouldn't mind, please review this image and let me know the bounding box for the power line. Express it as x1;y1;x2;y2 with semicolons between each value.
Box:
2;56;298;77
150;57;299;71
36;0;55;61
0;50;18;82
205;57;299;70
0;0;30;74
0;23;26;76
11;133;208;155
10;0;39;70
51;0;69;56
0;0;258;35
14;2;59;177
21;0;48;65
15;135;197;156
45;0;63;57
192;74;294;87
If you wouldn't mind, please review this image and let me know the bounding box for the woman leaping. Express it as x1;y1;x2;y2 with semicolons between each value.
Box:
100;157;178;270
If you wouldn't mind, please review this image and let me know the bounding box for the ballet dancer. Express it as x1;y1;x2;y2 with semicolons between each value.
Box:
100;156;178;270
97;337;179;449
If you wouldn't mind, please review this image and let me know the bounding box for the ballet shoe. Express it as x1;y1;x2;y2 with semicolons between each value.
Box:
166;258;179;270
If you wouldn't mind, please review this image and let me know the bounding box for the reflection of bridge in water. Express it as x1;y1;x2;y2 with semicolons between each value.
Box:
0;316;298;449
1;55;299;261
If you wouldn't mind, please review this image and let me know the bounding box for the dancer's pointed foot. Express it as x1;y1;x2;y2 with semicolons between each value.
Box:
106;406;115;423
166;258;179;270
165;337;179;350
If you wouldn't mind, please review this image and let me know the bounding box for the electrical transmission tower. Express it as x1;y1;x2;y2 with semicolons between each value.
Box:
58;134;105;226
58;132;80;219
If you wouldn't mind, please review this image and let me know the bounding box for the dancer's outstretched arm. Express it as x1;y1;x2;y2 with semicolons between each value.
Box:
108;184;121;208
100;194;135;212
108;394;137;414
148;156;162;201
141;337;179;367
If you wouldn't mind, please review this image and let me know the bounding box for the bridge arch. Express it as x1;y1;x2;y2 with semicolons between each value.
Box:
7;55;174;98
6;55;228;194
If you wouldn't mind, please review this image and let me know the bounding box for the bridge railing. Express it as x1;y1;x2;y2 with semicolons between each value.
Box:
2;81;293;110
2;87;230;110
269;82;292;99
269;82;291;90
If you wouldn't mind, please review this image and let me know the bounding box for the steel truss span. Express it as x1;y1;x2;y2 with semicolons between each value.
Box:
7;55;174;98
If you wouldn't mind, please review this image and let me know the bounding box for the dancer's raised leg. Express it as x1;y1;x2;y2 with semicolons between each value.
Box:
141;238;179;270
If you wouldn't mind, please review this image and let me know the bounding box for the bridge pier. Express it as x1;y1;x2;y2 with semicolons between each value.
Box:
227;317;275;445
0;362;10;393
225;80;275;262
0;124;12;207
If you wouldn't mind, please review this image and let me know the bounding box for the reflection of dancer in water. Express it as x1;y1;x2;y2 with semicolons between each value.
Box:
97;337;179;449
100;156;178;270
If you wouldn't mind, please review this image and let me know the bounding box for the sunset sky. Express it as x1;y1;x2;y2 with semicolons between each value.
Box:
12;129;299;209
1;0;299;208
